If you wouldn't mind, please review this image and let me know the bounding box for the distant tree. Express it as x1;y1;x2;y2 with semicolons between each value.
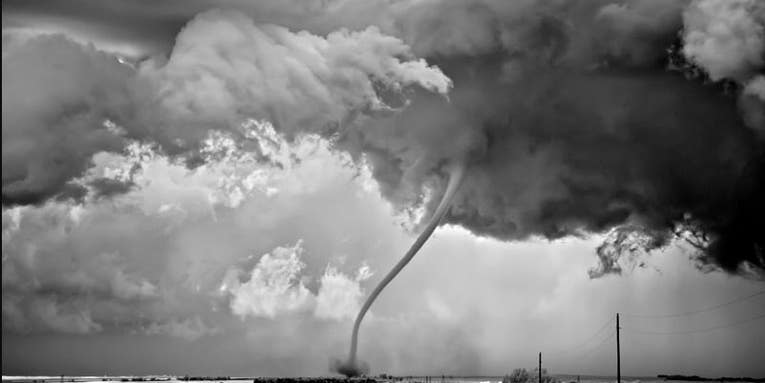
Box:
533;368;559;383
503;367;559;383
504;369;531;383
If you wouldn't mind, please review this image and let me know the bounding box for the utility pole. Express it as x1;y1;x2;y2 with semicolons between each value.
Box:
539;352;542;383
616;313;621;383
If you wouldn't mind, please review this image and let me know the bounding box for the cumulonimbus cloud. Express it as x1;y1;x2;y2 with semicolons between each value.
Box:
1;35;134;205
2;8;451;206
1;135;384;336
221;240;373;321
2;1;764;282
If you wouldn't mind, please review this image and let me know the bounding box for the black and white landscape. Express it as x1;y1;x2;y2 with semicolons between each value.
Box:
2;0;765;379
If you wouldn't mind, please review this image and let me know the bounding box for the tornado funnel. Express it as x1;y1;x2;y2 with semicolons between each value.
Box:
334;162;467;377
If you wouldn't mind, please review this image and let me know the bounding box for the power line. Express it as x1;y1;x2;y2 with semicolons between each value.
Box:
547;317;614;356
530;289;765;374
544;307;764;378
551;330;616;375
575;331;615;361
621;289;765;319
548;330;616;373
622;312;765;335
550;328;616;366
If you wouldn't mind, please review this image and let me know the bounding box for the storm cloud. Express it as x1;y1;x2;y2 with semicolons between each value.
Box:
2;8;450;205
2;1;765;374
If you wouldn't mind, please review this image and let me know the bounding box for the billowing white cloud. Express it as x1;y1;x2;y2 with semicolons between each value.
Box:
683;0;765;81
222;240;373;321
314;264;372;321
135;9;451;145
2;123;396;338
224;241;315;319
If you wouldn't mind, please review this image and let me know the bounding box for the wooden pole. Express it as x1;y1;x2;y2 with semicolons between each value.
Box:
539;352;542;383
617;313;621;383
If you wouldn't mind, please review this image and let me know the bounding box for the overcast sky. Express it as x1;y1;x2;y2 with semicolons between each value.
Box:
2;0;765;378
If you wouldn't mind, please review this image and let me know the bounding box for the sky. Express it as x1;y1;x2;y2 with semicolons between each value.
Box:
2;0;765;378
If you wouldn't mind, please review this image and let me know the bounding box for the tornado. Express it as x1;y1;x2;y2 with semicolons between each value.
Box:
333;162;467;377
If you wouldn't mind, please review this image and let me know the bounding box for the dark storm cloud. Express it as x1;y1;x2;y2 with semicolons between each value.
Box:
1;35;133;205
1;9;450;206
327;1;765;277
442;63;763;277
2;0;188;56
2;0;764;278
0;0;689;60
